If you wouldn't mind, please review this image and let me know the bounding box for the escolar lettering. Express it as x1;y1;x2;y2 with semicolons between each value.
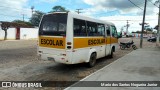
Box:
88;39;105;45
41;39;63;46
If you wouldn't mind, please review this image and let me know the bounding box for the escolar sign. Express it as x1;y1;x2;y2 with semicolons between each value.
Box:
88;39;105;45
39;37;65;49
41;39;63;46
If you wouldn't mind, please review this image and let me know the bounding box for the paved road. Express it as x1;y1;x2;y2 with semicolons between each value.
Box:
66;47;160;90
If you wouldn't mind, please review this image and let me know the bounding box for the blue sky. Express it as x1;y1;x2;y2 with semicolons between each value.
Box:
30;0;91;13
0;0;159;32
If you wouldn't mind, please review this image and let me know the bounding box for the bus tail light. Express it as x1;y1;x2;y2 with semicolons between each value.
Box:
67;42;72;49
67;42;72;45
39;51;43;53
67;46;71;49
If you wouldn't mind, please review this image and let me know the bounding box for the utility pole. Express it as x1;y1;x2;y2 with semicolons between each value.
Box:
0;22;2;30
140;0;147;48
76;9;83;14
156;0;160;46
22;14;25;22
126;20;129;37
31;6;34;17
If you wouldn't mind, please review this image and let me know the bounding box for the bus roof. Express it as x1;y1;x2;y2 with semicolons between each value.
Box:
68;12;114;26
46;12;114;26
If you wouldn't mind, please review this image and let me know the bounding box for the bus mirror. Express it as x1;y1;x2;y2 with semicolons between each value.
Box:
117;33;122;38
117;35;120;39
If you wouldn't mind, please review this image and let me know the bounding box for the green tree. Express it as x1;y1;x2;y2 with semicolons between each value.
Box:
49;6;68;13
154;25;158;30
0;23;9;40
146;28;153;32
30;11;45;26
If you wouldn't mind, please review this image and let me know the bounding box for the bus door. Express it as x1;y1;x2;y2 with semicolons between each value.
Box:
97;23;106;58
105;26;111;56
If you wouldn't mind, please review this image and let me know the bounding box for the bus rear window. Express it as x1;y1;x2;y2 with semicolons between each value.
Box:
39;13;67;36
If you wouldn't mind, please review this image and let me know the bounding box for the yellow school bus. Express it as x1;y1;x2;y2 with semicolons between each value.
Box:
38;12;118;67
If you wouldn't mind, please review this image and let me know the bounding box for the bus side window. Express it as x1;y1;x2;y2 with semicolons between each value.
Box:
86;21;97;36
98;23;105;36
73;19;87;37
111;26;117;38
106;27;110;36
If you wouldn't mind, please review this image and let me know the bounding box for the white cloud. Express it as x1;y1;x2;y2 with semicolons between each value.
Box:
39;0;57;3
0;0;31;21
83;0;158;15
81;0;158;32
99;15;158;32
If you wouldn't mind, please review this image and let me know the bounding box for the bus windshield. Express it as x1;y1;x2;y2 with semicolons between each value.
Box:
39;13;68;36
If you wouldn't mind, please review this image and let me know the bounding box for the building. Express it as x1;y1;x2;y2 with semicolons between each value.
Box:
0;21;38;40
0;28;38;40
132;31;155;38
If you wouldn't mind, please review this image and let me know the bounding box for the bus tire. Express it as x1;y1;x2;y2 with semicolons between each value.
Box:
87;53;96;68
109;48;113;58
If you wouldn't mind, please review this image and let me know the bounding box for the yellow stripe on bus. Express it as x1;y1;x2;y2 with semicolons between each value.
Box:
111;37;118;44
39;36;118;49
74;37;105;49
39;36;66;49
106;36;118;44
74;37;118;49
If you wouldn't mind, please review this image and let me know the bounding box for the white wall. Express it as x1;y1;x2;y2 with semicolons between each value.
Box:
0;28;16;40
20;28;38;40
0;28;38;40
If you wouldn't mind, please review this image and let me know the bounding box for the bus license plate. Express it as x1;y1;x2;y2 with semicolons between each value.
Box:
47;57;55;61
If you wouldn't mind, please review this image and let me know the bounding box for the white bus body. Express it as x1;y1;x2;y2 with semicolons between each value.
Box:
38;12;118;67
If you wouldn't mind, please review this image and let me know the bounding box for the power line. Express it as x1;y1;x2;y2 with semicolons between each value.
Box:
148;0;159;8
128;0;143;10
134;0;145;6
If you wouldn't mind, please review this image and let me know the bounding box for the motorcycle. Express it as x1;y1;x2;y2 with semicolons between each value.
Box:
120;40;137;50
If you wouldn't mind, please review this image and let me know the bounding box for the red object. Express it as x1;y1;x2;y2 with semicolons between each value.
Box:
16;27;20;40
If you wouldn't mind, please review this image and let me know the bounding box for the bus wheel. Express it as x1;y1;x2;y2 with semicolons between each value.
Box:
109;49;113;58
87;53;96;67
